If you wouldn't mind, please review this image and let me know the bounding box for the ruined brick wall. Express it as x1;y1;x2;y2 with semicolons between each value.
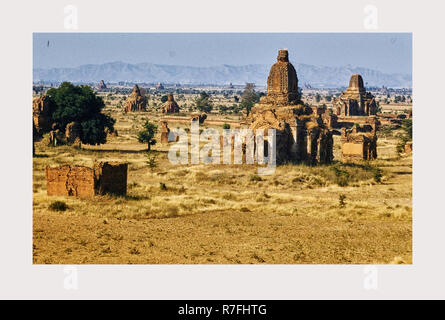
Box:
340;127;377;161
93;161;128;196
404;142;413;153
65;122;81;145
317;129;333;164
46;166;96;198
46;162;127;198
160;121;170;144
320;112;338;129
33;95;54;133
341;141;366;160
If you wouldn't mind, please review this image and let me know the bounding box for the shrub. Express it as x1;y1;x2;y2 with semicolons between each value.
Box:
373;168;383;183
146;153;157;171
339;194;346;208
331;165;349;187
49;201;68;211
129;247;140;255
222;123;231;130
159;182;167;191
250;174;262;182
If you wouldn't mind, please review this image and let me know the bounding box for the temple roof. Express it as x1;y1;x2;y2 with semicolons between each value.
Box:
261;49;301;105
349;74;364;89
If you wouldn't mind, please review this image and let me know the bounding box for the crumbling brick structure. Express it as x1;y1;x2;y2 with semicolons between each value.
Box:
333;74;377;116
124;85;147;112
160;121;170;144
190;113;207;124
404;142;412;154
245;49;333;164
97;80;107;90
321;112;338;129
93;161;128;195
46;161;128;198
161;94;180;113
65;122;81;145
46;165;96;197
260;49;301;105
340;125;378;161
33;94;54;134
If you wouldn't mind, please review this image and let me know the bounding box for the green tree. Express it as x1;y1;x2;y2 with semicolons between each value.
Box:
146;153;158;171
240;83;260;113
195;91;213;113
160;95;169;103
396;119;413;152
46;82;115;145
138;120;158;151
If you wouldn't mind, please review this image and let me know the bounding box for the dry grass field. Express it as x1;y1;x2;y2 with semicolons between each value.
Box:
33;94;412;264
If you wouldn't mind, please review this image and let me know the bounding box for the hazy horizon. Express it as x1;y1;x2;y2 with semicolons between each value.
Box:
33;33;412;75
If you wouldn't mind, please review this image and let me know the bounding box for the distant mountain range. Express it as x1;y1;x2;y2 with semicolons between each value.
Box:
33;61;412;88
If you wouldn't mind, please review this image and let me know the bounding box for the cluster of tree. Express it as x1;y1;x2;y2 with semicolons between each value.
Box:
394;95;407;103
195;91;213;113
239;83;261;113
44;82;116;145
218;104;243;115
312;93;333;103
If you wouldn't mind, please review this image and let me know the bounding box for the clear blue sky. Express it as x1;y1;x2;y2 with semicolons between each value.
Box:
33;33;412;74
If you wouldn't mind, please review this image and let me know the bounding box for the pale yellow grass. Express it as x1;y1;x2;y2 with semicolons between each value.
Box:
33;95;412;264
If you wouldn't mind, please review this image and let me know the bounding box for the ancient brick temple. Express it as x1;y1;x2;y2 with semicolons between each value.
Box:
334;74;377;116
161;93;180;113
340;118;379;161
260;49;301;105
245;49;333;164
124;85;147;112
97;80;107;90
